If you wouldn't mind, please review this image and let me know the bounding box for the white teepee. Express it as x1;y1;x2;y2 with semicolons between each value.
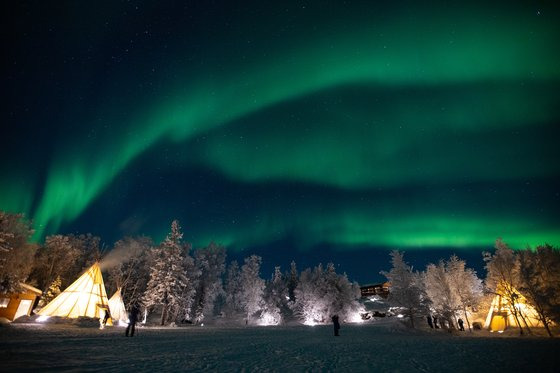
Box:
38;262;112;325
108;288;129;325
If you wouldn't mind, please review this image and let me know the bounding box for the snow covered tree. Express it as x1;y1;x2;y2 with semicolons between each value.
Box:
239;255;265;324
178;247;199;322
483;239;528;335
294;263;362;325
224;260;243;317
191;242;226;323
32;234;78;292
382;251;430;328
0;211;36;293
106;236;153;308
42;275;62;306
285;260;298;302
446;255;483;332
67;233;102;275
261;266;289;325
143;220;197;325
322;263;362;322
294;264;328;325
424;256;482;330
517;245;560;337
425;261;459;329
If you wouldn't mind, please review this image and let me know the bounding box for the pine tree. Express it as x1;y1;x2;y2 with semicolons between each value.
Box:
191;242;226;323
382;251;430;328
224;260;243;317
42;275;62;305
143;220;195;325
294;264;328;325
262;266;289;325
239;255;265;324
323;263;362;322
177;247;199;322
286;260;298;302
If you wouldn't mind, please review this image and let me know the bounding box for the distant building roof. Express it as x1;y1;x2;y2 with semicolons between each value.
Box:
360;282;389;289
20;283;42;295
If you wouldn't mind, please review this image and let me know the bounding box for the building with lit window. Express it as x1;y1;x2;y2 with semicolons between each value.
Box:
360;282;390;298
0;283;42;321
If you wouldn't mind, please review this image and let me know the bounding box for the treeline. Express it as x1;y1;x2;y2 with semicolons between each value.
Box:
1;210;559;332
0;212;361;326
383;239;560;337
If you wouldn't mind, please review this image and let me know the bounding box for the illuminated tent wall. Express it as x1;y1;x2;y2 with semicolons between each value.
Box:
38;262;112;325
108;288;128;325
484;286;542;332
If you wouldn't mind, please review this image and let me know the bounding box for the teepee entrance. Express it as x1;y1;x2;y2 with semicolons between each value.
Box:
38;262;112;325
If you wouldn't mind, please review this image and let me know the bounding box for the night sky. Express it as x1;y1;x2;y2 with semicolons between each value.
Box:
2;1;559;283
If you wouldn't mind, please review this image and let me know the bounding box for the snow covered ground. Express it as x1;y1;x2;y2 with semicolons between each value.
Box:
1;319;559;372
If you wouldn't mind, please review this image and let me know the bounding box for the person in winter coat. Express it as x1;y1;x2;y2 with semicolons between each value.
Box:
98;305;110;330
332;315;340;336
458;318;465;331
102;308;111;327
126;305;140;337
427;315;434;329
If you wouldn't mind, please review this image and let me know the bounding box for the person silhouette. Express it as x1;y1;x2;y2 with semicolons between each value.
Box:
126;305;140;337
99;306;110;330
102;308;111;327
332;315;340;336
427;315;434;329
458;318;465;331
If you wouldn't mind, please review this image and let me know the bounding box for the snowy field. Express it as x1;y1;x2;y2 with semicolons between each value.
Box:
1;320;559;372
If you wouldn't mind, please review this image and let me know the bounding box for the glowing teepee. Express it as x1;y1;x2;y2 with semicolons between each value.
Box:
38;262;112;325
108;288;128;325
484;284;543;332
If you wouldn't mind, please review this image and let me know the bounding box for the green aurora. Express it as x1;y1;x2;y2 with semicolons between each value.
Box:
1;1;559;253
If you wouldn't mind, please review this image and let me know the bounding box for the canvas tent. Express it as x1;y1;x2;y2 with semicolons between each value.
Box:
108;288;128;325
38;262;112;325
484;285;543;332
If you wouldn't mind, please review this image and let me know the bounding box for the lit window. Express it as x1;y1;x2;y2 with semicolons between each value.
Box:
0;298;9;308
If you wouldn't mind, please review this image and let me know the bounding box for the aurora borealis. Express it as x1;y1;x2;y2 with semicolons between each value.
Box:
2;1;559;281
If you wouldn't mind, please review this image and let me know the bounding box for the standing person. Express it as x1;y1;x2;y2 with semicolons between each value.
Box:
126;305;140;337
433;316;440;329
427;315;434;329
332;315;340;336
98;305;110;330
458;318;465;331
102;308;111;327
